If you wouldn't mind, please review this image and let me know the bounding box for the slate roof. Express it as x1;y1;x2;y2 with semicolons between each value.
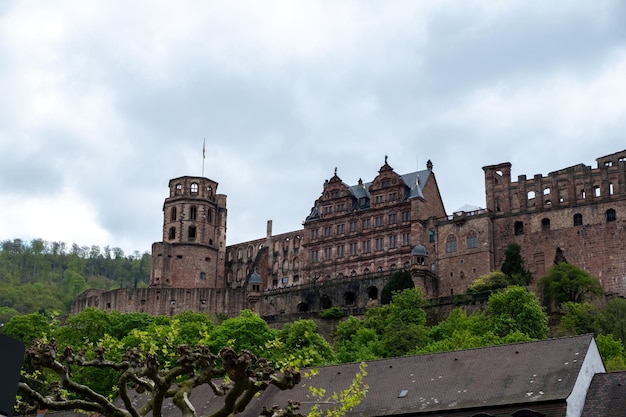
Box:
581;371;626;417
239;334;595;417
306;169;431;222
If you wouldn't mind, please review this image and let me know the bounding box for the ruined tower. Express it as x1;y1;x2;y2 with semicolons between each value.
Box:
150;176;227;289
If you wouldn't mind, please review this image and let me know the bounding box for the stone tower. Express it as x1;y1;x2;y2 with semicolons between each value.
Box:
150;176;227;289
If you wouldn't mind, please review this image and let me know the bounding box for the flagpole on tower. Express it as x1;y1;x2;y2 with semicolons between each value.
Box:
202;138;206;178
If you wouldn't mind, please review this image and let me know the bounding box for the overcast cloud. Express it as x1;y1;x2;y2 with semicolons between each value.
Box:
1;1;625;255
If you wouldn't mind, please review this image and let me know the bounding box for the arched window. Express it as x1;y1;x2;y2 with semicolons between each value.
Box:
573;213;583;226
190;182;199;194
446;235;457;253
297;302;309;312
514;221;524;235
367;286;378;300
170;207;177;221
541;218;550;231
606;208;617;222
466;230;478;249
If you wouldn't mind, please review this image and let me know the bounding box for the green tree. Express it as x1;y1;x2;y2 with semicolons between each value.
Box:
487;286;549;339
559;302;602;336
501;243;532;286
595;333;626;371
539;263;604;305
4;313;53;345
206;310;277;355
380;270;414;305
270;319;336;367
466;271;510;295
601;298;626;345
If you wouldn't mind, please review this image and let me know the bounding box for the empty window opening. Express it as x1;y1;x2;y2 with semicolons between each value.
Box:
580;189;586;199
320;296;332;310
594;186;601;198
170;207;177;221
190;205;197;220
514;221;524;235
367;286;379;300
573;213;583;226
606;208;617;222
188;226;197;240
541;218;550;231
344;292;356;305
527;191;535;200
297;302;309;312
168;227;176;240
610;182;615;195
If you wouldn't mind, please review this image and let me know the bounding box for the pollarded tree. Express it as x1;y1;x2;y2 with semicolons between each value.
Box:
17;339;302;417
539;263;604;305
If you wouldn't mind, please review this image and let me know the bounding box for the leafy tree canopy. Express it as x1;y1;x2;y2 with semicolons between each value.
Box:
487;286;549;339
539;263;604;305
500;243;532;286
466;271;510;295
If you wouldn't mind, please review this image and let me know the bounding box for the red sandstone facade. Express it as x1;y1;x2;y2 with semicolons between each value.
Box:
72;151;626;317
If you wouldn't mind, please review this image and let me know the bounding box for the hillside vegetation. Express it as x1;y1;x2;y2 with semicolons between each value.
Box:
0;238;150;319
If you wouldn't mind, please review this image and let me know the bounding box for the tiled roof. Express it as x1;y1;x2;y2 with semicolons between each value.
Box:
581;371;626;416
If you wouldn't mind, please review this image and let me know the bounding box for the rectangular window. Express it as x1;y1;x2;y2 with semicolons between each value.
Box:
282;276;289;284
336;202;345;211
349;242;358;256
362;218;371;230
389;213;397;224
349;221;358;232
402;232;411;246
336;223;345;234
375;237;384;251
389;235;397;249
388;192;397;201
375;195;384;204
324;205;332;214
429;229;435;243
402;211;410;222
330;190;339;198
324;226;332;237
337;245;344;258
312;250;319;262
362;240;371;253
375;215;384;227
324;247;332;260
311;228;319;239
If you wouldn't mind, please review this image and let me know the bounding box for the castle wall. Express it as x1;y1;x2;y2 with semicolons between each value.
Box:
72;150;626;320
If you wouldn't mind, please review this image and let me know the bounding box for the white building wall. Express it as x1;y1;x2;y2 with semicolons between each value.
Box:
566;338;605;417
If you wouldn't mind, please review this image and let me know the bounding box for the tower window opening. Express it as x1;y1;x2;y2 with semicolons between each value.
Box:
170;207;177;221
190;205;197;220
191;182;199;194
514;221;524;235
168;227;176;240
606;208;617;222
188;226;197;240
574;213;583;226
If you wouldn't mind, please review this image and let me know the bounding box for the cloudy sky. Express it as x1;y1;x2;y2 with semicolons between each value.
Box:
1;1;625;255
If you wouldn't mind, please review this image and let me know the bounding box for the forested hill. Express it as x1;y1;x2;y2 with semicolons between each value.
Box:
0;238;150;318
